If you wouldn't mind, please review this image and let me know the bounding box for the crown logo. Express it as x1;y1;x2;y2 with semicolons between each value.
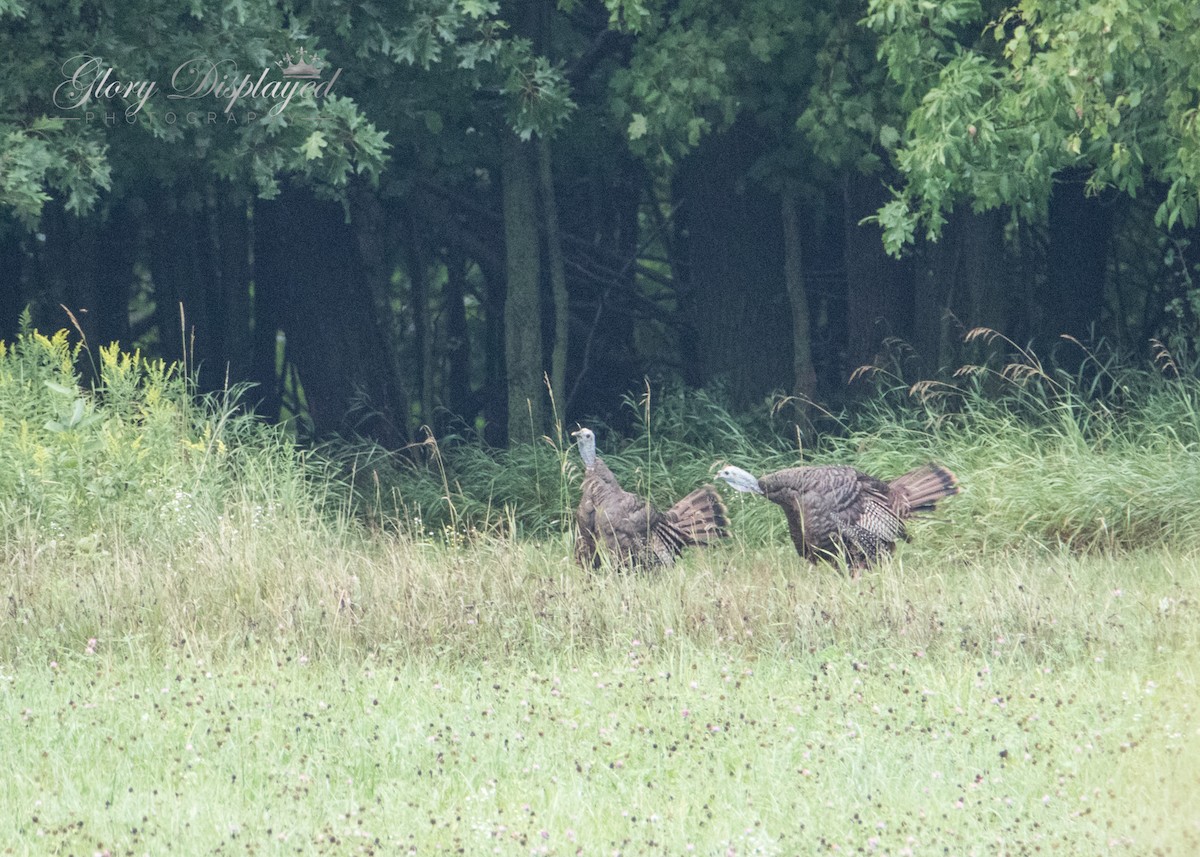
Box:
275;47;322;79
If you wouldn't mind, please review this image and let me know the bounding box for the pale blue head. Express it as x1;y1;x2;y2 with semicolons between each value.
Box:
715;465;764;495
571;427;597;468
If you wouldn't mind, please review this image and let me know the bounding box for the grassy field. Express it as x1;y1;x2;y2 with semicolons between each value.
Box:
2;330;1200;853
2;543;1198;855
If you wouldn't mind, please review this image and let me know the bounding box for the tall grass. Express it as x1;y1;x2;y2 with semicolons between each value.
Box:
0;328;350;661
844;329;1200;553
331;381;790;543
337;332;1200;560
3;327;1200;664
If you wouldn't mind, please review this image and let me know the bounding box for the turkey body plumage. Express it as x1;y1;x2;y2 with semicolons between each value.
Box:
716;462;958;569
573;428;728;570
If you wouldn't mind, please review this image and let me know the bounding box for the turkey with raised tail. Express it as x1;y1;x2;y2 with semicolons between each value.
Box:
715;462;958;570
572;427;729;570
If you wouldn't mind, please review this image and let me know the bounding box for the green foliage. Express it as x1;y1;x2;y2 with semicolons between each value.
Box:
343;0;575;143
611;20;740;162
606;0;899;204
867;0;1200;251
607;0;835;173
501;49;576;140
794;7;892;175
0;328;324;553
386;0;503;69
602;0;659;35
0;0;401;225
0;120;112;227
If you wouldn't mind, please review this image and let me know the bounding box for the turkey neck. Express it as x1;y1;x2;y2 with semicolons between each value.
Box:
577;438;597;468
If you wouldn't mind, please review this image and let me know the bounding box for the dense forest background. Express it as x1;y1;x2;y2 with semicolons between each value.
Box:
4;0;1200;448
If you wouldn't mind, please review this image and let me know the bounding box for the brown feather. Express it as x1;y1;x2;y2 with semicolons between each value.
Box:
887;463;959;517
575;454;728;571
750;463;957;570
663;486;729;546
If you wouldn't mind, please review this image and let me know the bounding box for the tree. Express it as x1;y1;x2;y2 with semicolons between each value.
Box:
1;0;586;444
0;0;394;432
501;131;544;443
867;0;1200;253
0;1;390;229
608;0;920;393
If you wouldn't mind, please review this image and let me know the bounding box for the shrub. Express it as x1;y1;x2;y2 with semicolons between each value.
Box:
0;327;329;557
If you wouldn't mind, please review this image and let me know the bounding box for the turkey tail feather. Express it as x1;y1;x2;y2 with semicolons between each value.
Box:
888;464;958;517
665;486;729;546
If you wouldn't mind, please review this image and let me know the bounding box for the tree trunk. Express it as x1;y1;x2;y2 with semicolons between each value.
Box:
92;202;135;350
416;185;504;440
843;172;911;374
960;208;1013;360
560;150;641;423
538;136;569;419
406;222;435;432
501;131;545;445
914;208;1014;372
673;120;792;406
146;186;219;387
249;197;284;422
349;187;410;439
254;187;406;444
780;188;816;410
442;239;472;429
1047;171;1114;364
215;193;253;385
173;189;217;387
0;226;24;339
43;202;134;380
146;196;186;368
483;252;507;446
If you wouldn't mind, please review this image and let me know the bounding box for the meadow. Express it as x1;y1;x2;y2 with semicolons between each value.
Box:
1;329;1198;854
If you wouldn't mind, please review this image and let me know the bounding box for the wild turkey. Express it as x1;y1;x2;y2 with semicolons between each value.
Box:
715;462;958;569
572;427;728;569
